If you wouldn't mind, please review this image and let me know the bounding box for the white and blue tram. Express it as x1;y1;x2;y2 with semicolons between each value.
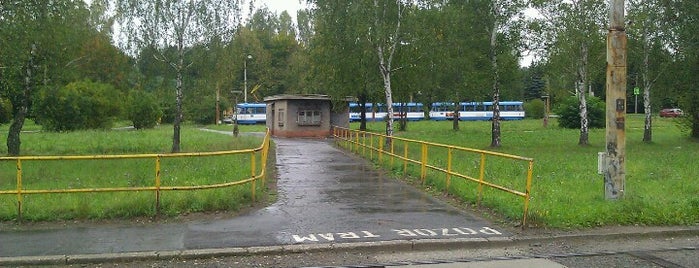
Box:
429;101;524;121
230;101;522;124
349;102;425;122
235;103;267;124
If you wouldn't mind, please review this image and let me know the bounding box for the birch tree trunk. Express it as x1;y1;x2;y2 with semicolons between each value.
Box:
172;46;185;153
371;0;403;147
639;1;654;142
577;43;590;146
642;38;653;142
490;17;501;148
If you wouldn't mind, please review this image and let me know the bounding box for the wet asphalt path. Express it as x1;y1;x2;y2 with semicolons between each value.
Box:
0;138;506;258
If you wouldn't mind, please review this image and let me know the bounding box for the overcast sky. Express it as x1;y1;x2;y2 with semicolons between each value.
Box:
256;0;306;21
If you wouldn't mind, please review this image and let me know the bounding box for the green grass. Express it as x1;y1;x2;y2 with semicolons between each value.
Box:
204;122;268;133
0;122;268;222
350;115;699;228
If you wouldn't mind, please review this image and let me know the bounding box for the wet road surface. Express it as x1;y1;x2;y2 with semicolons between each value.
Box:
0;138;506;258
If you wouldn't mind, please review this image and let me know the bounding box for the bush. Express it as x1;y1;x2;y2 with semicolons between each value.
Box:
0;98;12;124
34;80;122;131
524;99;545;119
159;101;177;124
188;95;217;125
127;90;162;129
554;95;605;129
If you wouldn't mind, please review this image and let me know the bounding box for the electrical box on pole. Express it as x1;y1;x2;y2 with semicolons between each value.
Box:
605;0;627;199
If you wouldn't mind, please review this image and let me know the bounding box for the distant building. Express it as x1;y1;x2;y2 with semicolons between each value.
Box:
264;94;352;138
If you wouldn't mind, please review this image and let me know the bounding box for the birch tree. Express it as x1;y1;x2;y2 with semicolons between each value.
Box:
1;0;94;155
532;0;607;145
627;0;671;142
116;0;244;152
368;0;408;143
488;0;525;148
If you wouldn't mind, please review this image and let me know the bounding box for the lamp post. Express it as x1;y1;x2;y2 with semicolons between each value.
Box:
542;95;550;128
244;54;252;103
232;90;242;137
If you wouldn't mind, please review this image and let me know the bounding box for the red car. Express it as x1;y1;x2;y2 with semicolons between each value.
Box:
660;108;684;118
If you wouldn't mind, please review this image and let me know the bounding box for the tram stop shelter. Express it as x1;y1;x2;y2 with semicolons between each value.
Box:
264;94;353;138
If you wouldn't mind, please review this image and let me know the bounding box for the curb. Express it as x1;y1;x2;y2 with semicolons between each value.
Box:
2;226;697;266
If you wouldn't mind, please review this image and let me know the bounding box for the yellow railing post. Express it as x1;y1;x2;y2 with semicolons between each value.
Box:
369;133;374;160
378;134;384;163
390;138;395;166
522;160;534;229
251;151;257;202
362;132;366;156
261;136;269;187
354;131;359;153
16;159;22;222
447;148;453;191
403;142;408;176
155;155;162;215
421;143;427;184
477;153;486;207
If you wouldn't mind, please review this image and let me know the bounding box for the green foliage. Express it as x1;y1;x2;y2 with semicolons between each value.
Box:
34;80;123;131
159;101;177;124
188;95;217;125
524;99;545;119
522;64;546;101
554;95;605;129
0;98;12;124
127;90;162;129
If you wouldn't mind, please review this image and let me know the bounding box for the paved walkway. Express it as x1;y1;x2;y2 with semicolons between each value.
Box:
0;138;506;259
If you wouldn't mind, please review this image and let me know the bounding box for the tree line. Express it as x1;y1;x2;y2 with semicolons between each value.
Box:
1;0;697;155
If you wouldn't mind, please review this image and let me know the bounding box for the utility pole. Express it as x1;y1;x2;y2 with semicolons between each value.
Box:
244;54;252;103
605;0;627;199
542;95;550;128
215;86;220;125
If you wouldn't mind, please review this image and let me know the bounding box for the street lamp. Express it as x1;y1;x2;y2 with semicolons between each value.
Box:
232;90;242;137
542;95;550;128
244;54;252;103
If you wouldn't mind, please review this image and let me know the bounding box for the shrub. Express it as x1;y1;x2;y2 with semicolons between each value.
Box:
524;99;545;119
159;101;177;124
127;90;162;129
0;98;12;124
554;95;605;129
34;80;122;131
188;95;217;125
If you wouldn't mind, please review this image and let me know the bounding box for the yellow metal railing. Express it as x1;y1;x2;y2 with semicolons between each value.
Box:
333;126;534;228
0;129;272;221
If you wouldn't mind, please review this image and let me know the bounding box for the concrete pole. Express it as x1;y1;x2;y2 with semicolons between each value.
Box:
605;0;627;199
215;86;220;125
243;59;248;104
244;54;252;104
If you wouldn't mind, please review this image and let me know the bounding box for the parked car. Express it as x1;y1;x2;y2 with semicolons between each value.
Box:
660;108;683;118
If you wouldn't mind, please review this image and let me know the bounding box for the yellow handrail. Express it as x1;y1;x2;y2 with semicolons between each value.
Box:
0;129;272;221
333;126;534;228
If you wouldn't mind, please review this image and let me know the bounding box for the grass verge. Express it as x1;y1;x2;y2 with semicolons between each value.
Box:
351;115;699;228
0;122;270;222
